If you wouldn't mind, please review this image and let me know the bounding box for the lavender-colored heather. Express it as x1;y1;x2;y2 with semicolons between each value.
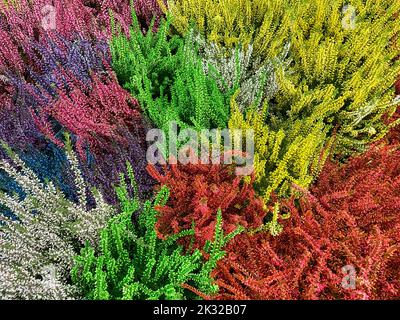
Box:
4;34;110;111
0;30;155;207
0;105;79;213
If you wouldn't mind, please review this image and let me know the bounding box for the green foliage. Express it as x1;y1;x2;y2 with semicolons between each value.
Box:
110;11;235;136
71;163;241;300
2;0;18;8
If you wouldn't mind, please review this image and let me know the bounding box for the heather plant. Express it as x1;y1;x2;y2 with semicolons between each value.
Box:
162;0;287;56
228;93;332;203
134;0;165;30
0;0;132;41
274;0;400;156
0;1;132;103
147;159;267;249
194;32;291;112
110;12;234;137
71;164;242;300
213;141;400;300
165;0;400;157
30;36;110;87
0;106;78;208
1;0;17;9
214;189;399;300
311;144;400;240
31;69;154;202
0;29;154;202
0;137;115;299
1;34;109;105
385;109;400;145
0;37;153;203
32;70;143;159
1;0;399;302
0;87;153;206
0;33;110;140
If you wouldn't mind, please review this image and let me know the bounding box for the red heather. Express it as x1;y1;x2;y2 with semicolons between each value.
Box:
0;0;164;38
213;145;400;300
0;0;164;75
312;146;400;239
0;0;130;42
147;162;267;248
32;69;144;160
0;0;118;78
134;0;165;30
29;67;157;203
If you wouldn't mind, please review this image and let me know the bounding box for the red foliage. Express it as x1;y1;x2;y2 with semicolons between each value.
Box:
32;70;145;160
213;145;400;300
0;0;164;77
147;161;267;248
0;0;132;43
312;146;400;238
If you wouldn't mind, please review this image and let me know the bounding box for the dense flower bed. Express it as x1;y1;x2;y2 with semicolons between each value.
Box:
0;0;399;300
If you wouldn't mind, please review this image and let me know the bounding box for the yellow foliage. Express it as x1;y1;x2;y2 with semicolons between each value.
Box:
164;0;288;59
165;0;400;156
228;92;333;203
